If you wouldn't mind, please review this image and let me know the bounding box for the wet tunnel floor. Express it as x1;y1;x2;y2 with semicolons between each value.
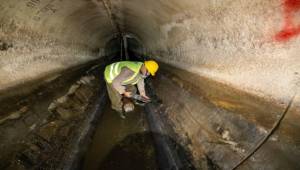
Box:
82;103;158;170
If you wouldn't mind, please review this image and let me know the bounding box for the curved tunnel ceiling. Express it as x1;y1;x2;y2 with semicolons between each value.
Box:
0;0;300;169
0;0;299;104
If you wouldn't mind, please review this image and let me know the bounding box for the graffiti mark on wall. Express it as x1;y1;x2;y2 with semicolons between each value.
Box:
26;0;60;21
275;0;300;41
26;0;40;8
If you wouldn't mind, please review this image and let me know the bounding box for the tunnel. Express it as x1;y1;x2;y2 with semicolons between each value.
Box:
0;0;300;169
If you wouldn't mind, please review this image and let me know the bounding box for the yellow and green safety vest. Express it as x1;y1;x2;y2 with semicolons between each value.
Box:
104;61;143;85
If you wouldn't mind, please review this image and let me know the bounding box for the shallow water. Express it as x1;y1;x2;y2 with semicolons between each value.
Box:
82;104;157;170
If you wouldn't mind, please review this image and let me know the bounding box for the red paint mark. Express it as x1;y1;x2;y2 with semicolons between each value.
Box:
275;0;300;41
285;0;300;11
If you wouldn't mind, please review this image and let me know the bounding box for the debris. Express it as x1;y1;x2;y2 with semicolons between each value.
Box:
270;135;279;141
56;96;68;104
30;124;37;131
79;75;95;85
0;106;28;125
74;87;91;103
67;84;80;95
48;102;57;113
37;121;63;141
221;130;231;141
56;107;74;120
48;96;69;113
48;75;95;117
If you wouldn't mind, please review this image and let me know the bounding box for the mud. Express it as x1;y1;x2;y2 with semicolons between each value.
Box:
0;63;105;169
82;105;157;170
151;68;300;170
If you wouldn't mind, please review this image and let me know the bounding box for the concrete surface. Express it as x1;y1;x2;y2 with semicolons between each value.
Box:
152;70;300;169
0;0;299;104
0;0;300;169
0;63;105;169
0;0;300;102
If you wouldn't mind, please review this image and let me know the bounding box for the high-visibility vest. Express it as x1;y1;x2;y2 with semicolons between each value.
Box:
104;61;143;85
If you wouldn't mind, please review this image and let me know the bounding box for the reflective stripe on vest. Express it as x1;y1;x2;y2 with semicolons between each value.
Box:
109;62;120;81
122;72;142;85
104;61;143;85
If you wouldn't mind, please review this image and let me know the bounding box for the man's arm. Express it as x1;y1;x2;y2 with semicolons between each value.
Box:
137;78;150;100
137;78;146;96
112;67;134;94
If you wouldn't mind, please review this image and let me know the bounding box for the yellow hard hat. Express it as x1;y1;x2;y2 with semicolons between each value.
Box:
144;60;159;76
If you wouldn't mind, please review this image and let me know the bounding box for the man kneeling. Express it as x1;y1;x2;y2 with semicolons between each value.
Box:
104;60;159;119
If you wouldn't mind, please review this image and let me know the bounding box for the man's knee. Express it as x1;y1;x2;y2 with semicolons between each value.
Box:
125;85;137;94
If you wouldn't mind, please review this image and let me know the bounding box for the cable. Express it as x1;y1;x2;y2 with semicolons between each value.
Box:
231;93;296;170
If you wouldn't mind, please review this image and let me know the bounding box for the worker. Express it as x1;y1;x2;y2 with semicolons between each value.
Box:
104;60;159;118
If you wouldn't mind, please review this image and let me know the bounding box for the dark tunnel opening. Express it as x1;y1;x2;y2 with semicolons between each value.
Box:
104;33;147;62
104;33;154;75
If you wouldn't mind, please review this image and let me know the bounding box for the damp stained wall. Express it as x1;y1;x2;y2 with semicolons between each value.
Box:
0;0;115;95
1;0;299;104
0;0;300;169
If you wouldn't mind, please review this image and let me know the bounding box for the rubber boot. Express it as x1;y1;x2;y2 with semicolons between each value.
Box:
117;110;126;119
